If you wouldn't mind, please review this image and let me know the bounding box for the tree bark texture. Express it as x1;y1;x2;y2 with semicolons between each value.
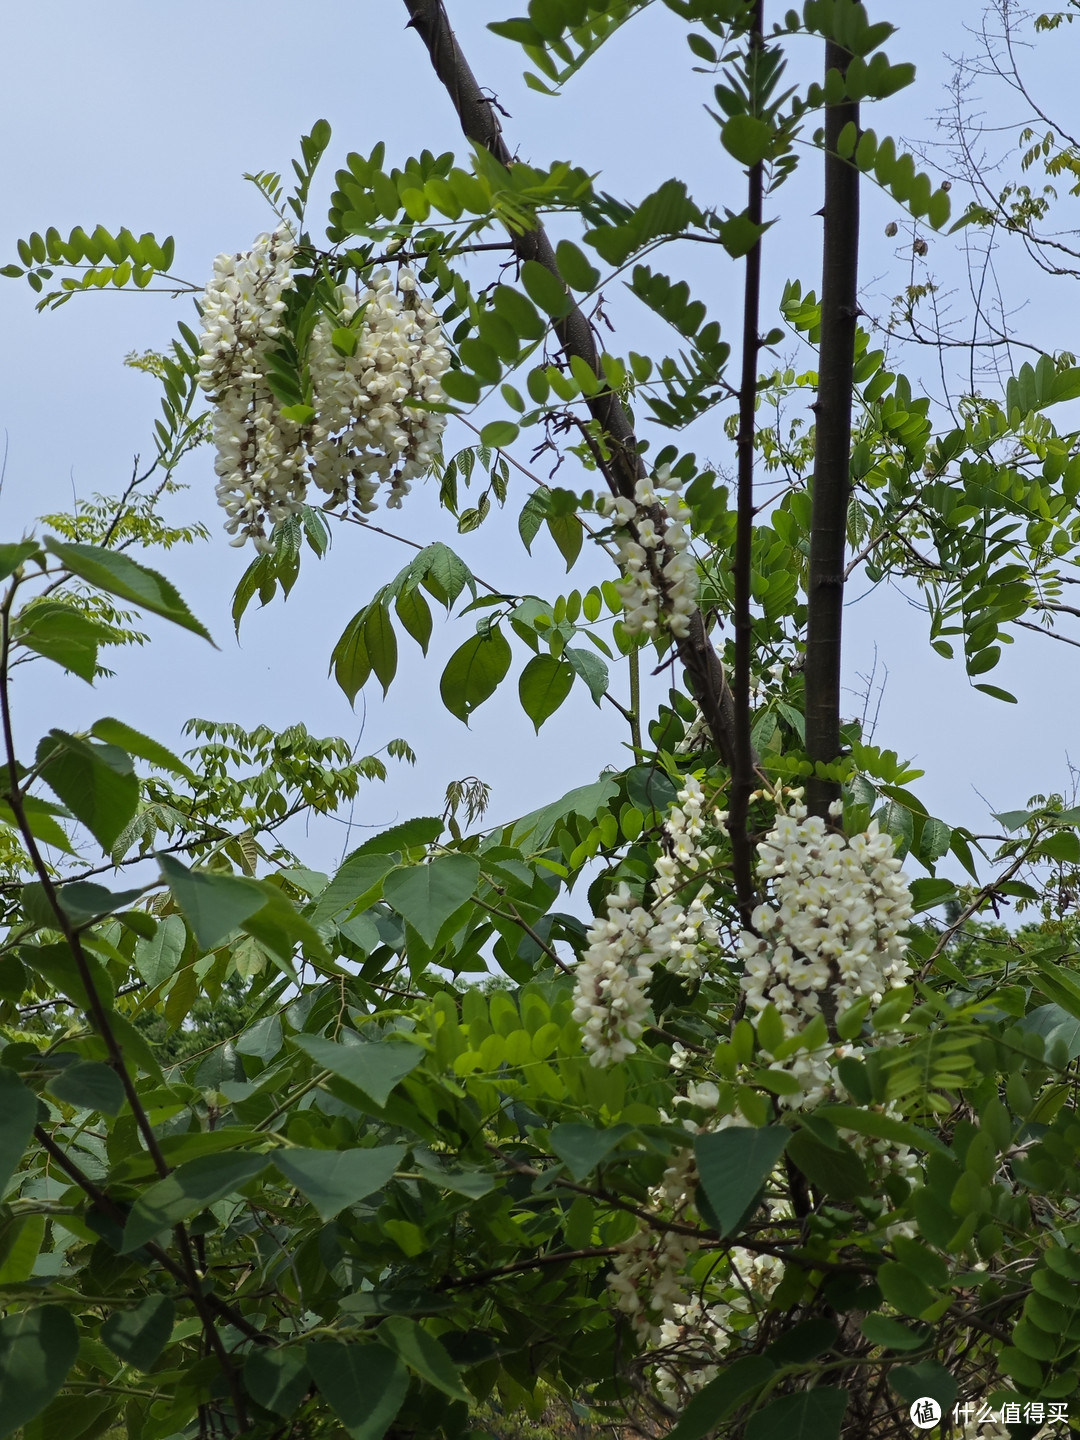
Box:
805;40;860;819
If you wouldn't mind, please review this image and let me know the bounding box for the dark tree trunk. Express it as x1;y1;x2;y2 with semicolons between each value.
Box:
805;40;860;820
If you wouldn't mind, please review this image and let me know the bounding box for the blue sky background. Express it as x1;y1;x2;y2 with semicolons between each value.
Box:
1;1;1076;877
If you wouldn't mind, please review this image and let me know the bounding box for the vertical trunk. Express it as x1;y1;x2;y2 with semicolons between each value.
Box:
805;40;860;820
727;0;766;922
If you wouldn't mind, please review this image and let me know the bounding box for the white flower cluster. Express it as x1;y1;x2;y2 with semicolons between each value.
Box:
601;464;697;639
198;227;307;551
199;230;449;551
572;777;721;1066
739;800;913;1045
305;270;450;515
608;1149;699;1345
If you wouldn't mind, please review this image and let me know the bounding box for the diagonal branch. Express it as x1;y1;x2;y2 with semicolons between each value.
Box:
401;0;752;903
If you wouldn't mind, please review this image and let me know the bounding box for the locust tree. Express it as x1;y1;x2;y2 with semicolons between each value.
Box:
3;4;1080;1440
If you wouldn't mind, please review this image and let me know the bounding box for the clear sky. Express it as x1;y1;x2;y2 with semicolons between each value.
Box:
1;1;1076;876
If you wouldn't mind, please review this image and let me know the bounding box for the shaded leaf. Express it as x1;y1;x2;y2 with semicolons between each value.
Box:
272;1144;406;1221
292;1033;424;1107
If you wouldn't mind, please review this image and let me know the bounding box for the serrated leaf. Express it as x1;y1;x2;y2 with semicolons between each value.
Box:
43;539;213;643
382;854;480;945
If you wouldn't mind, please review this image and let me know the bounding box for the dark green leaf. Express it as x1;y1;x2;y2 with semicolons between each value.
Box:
547;513;583;571
440;627;512;722
43;539;213;642
518;654;574;731
667;1356;777;1440
746;1387;849;1440
0;1306;78;1439
787;1128;871;1200
306;1342;408;1440
123;1152;267;1251
101;1296;174;1371
550;1122;634;1181
765;1319;839;1363
889;1360;958;1417
379;1316;469;1401
694;1126;789;1235
291;1033;424;1107
0;1067;36;1195
54;880;145;926
245;1347;311;1417
273;1144;406;1221
860;1314;929;1351
47;1061;124;1116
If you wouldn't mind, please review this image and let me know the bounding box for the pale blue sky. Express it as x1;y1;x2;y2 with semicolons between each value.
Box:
1;1;1076;874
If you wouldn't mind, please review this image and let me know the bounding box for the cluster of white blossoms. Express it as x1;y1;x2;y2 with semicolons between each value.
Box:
198;227;307;550
739;797;913;1039
305;270;450;514
572;776;721;1066
600;464;697;639
199;229;449;551
607;1149;700;1345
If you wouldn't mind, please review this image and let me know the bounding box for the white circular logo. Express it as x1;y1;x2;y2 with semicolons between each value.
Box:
909;1398;942;1430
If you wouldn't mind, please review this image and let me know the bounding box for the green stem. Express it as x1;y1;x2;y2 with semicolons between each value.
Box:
629;644;643;753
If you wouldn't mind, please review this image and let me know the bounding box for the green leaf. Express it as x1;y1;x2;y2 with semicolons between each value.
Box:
310;852;396;926
518;654;575;731
395;587;432;655
0;1307;78;1440
910;877;957;912
721;115;774;166
550;1122;634;1181
90;718;195;783
364;603;398;695
877;1262;936;1318
43;538;213;642
1016;1003;1080;1061
47;1060;124;1116
519;259;571;318
14;603;106;681
379;1316;469;1401
235;1014;284;1062
36;730;139;851
54;880;145;926
101;1296;174;1371
158;854;265;949
479;420;520;448
860;1314;929;1351
0;1067;37;1194
122;1152;267;1251
291;1033;424;1107
746;1388;849;1440
244;1347;311;1418
382;855;480;945
694;1125;789;1235
667;1356;777;1440
765;1319;839;1363
272;1144;406;1221
134;913;186;987
440;627;512;722
331;608;372;702
547;513;583;570
787;1128;871;1200
306;1343;408;1440
888;1360;957;1418
555;240;600;292
0;796;74;855
565;646;609;705
0;542;40;581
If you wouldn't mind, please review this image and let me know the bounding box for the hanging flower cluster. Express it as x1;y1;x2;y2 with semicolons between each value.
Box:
305;269;450;515
198;227;307;551
571;776;722;1066
199;230;449;551
607;1149;700;1345
740;799;913;1031
600;464;698;640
